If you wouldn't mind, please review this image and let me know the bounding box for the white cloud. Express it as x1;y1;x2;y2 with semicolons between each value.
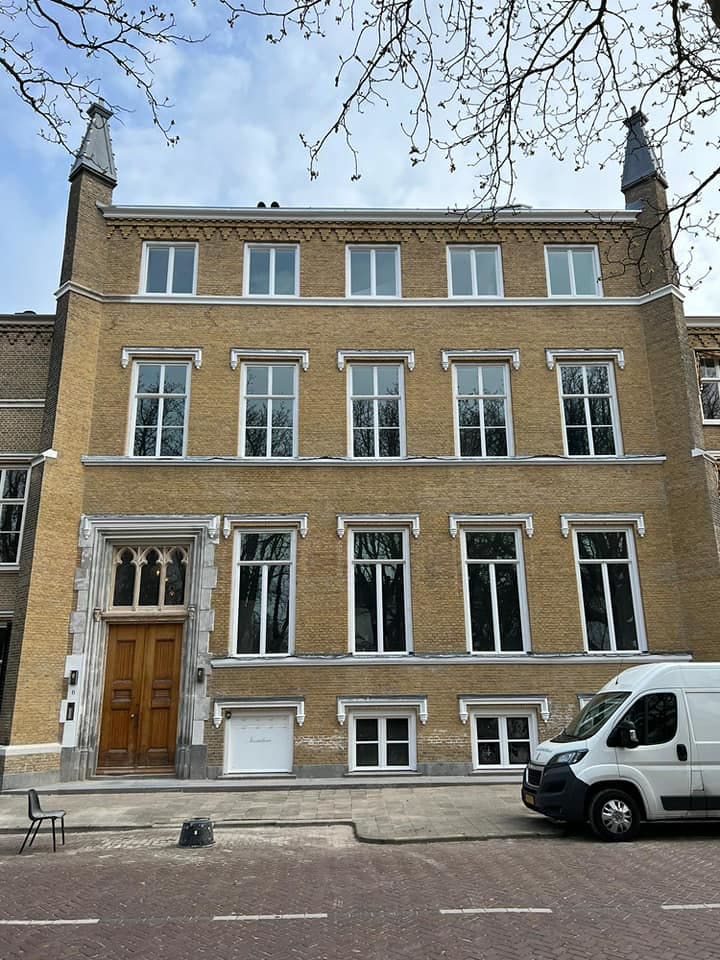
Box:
0;3;718;313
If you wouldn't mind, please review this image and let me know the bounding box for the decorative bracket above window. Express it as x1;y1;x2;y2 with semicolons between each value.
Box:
222;513;309;539
229;348;309;371
559;512;646;538
336;695;428;726
544;347;624;371
120;346;203;369
441;349;520;371
336;513;420;539
213;697;305;729
336;349;415;371
448;513;534;539
458;695;550;724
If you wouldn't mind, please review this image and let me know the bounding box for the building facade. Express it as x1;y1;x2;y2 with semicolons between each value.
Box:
1;105;719;788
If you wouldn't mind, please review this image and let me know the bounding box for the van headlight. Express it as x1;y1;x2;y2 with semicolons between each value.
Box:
546;749;588;767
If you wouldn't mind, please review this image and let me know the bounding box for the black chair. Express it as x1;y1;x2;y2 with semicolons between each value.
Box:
18;789;66;853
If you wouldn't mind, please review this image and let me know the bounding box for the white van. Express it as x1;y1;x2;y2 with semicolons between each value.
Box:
522;662;720;841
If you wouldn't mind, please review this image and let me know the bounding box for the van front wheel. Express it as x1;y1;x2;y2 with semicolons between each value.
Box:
589;789;641;842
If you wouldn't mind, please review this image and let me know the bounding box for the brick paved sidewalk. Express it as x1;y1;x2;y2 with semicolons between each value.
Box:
0;780;562;842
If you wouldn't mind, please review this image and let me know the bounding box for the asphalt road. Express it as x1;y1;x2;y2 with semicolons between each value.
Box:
2;823;720;959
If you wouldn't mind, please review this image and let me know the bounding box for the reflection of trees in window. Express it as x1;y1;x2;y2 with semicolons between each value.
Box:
132;363;188;457
475;715;531;767
0;469;29;565
352;531;407;652
350;365;402;458
242;365;296;457
699;357;720;421
111;545;188;609
560;363;616;456
455;365;509;457
464;531;524;652
623;693;677;745
235;532;292;655
576;530;639;651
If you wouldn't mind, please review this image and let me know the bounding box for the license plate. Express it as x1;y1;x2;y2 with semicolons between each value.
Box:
524;792;535;806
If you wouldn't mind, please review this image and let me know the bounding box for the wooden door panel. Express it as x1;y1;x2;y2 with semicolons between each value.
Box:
97;627;142;769
98;622;183;774
138;624;182;770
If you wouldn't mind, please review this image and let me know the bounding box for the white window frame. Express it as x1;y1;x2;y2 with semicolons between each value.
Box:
570;524;647;654
230;527;297;657
139;242;198;295
459;524;531;654
446;245;504;297
346;362;406;459
243;244;300;297
451;362;514;457
544;245;602;297
556;361;623;456
348;710;417;772
0;468;29;568
346;245;401;297
348;525;413;655
238;362;299;458
127;359;191;458
469;709;537;772
698;354;720;423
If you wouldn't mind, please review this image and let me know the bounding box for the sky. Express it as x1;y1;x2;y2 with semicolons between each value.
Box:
0;3;718;317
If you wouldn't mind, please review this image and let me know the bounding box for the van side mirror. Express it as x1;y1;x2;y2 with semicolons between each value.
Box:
608;719;639;749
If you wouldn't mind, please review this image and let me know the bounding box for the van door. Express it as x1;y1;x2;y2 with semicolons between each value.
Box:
685;690;720;816
613;691;702;820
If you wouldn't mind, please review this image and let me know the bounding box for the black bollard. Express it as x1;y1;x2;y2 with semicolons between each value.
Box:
178;817;215;847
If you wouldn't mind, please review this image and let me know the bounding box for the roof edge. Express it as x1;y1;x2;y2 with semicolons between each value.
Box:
97;204;640;224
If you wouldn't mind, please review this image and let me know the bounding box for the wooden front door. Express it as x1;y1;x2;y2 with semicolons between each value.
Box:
97;622;183;774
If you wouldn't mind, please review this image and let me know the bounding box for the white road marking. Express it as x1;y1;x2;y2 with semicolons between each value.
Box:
440;907;553;915
213;912;328;922
0;919;100;926
661;903;720;911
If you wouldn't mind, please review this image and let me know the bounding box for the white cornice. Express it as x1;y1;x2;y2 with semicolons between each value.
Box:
222;513;308;539
337;348;415;371
458;695;550;723
120;346;203;369
0;453;38;463
0;399;45;408
560;512;646;538
54;280;684;308
337;513;420;538
81;454;667;468
336;695;429;725
210;652;692;667
449;513;534;538
442;349;520;371
98;203;640;224
212;697;305;728
545;347;625;370
230;348;309;371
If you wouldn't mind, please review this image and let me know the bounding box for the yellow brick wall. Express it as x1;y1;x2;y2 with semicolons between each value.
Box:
8;180;720;782
102;219;649;300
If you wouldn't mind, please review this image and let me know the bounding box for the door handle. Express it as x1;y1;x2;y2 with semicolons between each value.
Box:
677;743;688;761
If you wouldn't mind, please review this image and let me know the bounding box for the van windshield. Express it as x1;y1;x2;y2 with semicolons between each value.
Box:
553;692;631;742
